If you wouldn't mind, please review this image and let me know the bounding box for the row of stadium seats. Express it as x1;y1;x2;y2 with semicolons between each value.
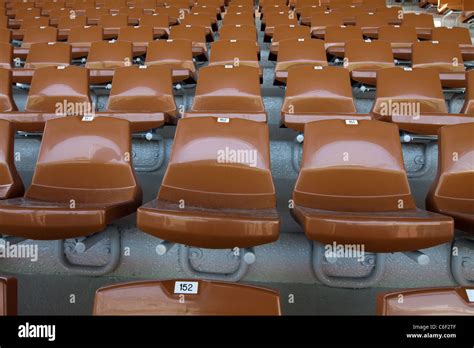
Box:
1;65;473;133
0;116;472;251
1;276;473;315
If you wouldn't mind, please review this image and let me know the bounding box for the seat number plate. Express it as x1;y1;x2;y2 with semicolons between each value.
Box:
174;281;199;294
345;120;358;125
467;289;474;303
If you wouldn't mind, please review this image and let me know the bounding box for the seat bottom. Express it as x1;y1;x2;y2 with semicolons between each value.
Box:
0;198;139;240
137;200;280;248
292;205;454;252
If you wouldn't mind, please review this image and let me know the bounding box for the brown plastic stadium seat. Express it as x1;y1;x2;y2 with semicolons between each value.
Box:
93;279;281;315
180;13;214;39
0;69;16;112
401;12;434;40
270;24;310;58
99;13;128;38
185;65;266;121
169;25;207;58
85;7;109;24
376;6;404;24
118;25;154;54
107;66;177;123
291;119;454;252
412;41;465;88
139;14;170;37
355;12;389;38
299;6;327;26
86;41;133;69
372;67;474;134
0;116;142;240
324;25;363;57
462;70;474;115
378;25;419;61
227;4;254;13
22;26;58;48
14;8;42;21
209;39;259;69
0;277;17;315
119;7;144;22
222;12;254;26
274;39;328;84
377;287;474;315
0;43;12;69
220;24;258;41
24;42;71;69
426;123;474;234
344;40;395;85
102;0;127;9
0;119;24;200
154;7;182;25
68;25;103;49
281;66;370;130
432;27;473;62
310;11;345;38
137;117;279;248
145;39;196;83
20;16;50;30
264;11;298;41
57;16;88;41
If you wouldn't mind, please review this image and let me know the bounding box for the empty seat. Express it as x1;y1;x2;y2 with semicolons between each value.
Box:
169;25;207;57
209;40;259;69
0;43;12;69
270;24;310;57
22;26;58;48
67;26;103;49
324;25;363;57
378;25;419;60
220;24;257;42
377;287;474;315
299;6;327;26
376;6;404;24
281;66;370;130
344;40;395;85
86;41;133;69
462;70;474;115
0;118;24;200
222;12;255;26
0;277;17;315
145;39;196;83
139;14;170;37
264;11;298;41
154;7;182;25
412;41;465;88
99;14;129;38
372;67;474;134
93;279;281;315
41;0;67;14
85;8;109;23
401;12;434;40
14;8;42;20
24;42;71;69
0;116;142;240
426;123;474;234
180;13;214;38
432;27;473;62
274;39;328;85
227;4;254;14
102;0;127;9
355;12;389;38
118;25;154;46
186;65;266;121
119;7;144;21
0;69;16;112
291;119;453;252
107;66;177;123
137;117;279;248
57;15;88;31
310;12;345;38
20;17;50;30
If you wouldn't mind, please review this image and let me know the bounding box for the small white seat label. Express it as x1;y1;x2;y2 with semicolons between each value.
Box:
467;289;474;302
218;117;230;123
345;120;358;125
174;281;199;294
82;115;95;122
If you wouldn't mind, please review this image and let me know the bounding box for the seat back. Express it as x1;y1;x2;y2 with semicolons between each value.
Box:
378;25;418;43
24;42;71;69
139;13;169;28
355;12;389;28
0;42;12;69
145;39;195;72
427;123;474;214
86;41;133;68
344;40;394;71
376;6;404;22
209;39;258;68
191;65;264;113
265;11;298;28
282;66;356;113
412;41;464;72
57;16;88;30
0;68;17;112
372;67;447;116
25;65;91;113
402;12;435;29
222;12;255;26
311;11;345;30
220;24;257;41
93;280;281;315
432;27;472;45
294;119;416;212
22;26;58;48
67;26;104;45
107;65;176;116
98;13;129;28
169;24;207;44
26;116;141;204
276;39;328;71
159;117;275;209
0;119;24;200
20;16;50;29
118;25;154;43
324;25;363;44
272;24;310;43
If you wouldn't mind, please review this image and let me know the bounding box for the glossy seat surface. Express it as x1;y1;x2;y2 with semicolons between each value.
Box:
24;42;71;69
291;119;453;252
137;117;279;248
0;116;142;240
93;279;281;315
0;119;24;200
